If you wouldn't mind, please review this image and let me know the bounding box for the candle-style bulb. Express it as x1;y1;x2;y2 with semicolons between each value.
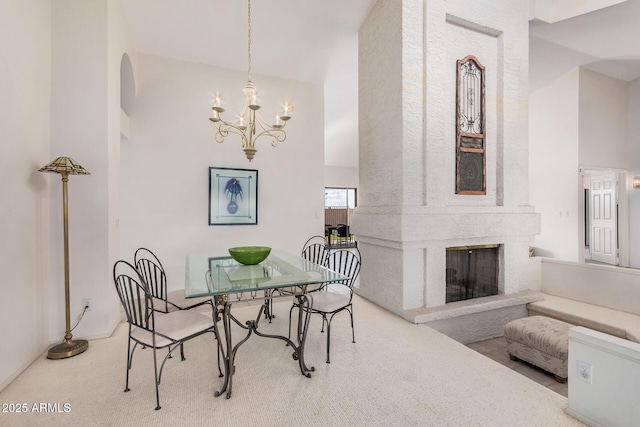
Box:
273;114;282;129
281;103;292;121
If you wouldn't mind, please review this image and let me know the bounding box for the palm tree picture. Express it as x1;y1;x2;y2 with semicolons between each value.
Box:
209;167;258;225
224;178;243;214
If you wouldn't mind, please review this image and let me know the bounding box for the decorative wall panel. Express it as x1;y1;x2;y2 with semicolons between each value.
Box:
456;55;486;194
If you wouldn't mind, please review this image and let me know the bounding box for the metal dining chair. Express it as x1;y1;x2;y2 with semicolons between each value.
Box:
135;247;221;373
289;247;361;363
269;235;331;320
113;260;217;410
277;235;331;317
301;235;331;266
134;247;212;313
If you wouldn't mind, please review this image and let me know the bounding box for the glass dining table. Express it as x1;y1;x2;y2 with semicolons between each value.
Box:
185;249;348;399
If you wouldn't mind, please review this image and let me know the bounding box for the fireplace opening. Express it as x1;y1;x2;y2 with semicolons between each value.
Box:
446;244;499;303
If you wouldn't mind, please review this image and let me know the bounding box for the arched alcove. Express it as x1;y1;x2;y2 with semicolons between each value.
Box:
120;53;135;140
120;53;135;115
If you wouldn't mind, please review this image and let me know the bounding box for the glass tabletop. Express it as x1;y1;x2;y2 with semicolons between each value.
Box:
185;249;348;297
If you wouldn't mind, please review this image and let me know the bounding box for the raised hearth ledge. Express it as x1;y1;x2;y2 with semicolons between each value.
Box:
406;290;543;324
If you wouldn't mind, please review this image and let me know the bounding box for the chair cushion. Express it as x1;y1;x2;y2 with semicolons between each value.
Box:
308;291;351;313
130;310;214;348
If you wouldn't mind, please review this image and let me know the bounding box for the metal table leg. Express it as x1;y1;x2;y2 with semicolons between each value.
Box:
212;292;314;399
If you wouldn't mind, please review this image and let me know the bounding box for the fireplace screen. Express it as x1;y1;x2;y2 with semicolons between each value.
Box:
446;245;499;303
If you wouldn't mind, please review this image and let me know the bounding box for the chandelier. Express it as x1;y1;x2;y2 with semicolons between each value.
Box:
209;0;293;161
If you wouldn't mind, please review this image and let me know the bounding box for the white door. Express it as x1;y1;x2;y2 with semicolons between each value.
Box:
590;172;617;265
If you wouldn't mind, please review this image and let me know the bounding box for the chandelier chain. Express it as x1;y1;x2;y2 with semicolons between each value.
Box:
247;0;252;81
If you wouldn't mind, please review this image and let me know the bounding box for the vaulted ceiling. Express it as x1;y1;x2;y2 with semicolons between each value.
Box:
122;0;640;168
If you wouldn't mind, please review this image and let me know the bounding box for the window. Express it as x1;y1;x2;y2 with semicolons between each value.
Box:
324;188;357;209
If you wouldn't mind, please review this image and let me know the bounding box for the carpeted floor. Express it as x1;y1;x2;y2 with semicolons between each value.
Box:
0;295;584;426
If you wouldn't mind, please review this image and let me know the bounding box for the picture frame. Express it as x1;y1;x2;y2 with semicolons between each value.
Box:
208;167;258;225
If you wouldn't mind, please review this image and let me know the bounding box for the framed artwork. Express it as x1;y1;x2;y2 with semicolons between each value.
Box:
208;167;258;225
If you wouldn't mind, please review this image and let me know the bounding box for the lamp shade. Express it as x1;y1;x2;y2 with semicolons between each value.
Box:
39;157;90;175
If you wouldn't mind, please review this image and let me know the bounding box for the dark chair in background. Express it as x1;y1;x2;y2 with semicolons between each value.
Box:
113;260;216;410
333;224;356;248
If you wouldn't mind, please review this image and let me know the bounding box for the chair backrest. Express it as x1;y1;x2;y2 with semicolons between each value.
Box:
301;235;330;266
134;248;169;311
302;235;328;249
336;224;349;238
113;259;155;331
325;248;361;289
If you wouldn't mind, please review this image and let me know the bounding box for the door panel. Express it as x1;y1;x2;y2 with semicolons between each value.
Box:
590;173;617;265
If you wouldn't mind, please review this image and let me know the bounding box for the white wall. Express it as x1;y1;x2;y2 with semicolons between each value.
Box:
119;54;325;291
540;258;640;316
48;0;133;345
325;166;358;189
568;327;640;427
0;0;135;392
529;68;580;260
324;32;359;169
628;79;640;268
579;69;629;169
530;67;635;264
577;69;631;265
578;69;630;266
0;0;51;391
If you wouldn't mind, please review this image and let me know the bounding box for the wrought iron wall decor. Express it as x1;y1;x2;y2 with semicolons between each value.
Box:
455;55;486;195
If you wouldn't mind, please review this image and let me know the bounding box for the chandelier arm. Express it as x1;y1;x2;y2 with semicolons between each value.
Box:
254;127;287;147
214;122;249;147
252;113;287;146
262;130;287;147
252;111;282;130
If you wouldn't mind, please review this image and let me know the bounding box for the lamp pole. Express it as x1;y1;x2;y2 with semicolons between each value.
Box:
39;157;90;359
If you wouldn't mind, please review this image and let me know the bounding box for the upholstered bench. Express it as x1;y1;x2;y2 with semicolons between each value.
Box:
504;316;574;383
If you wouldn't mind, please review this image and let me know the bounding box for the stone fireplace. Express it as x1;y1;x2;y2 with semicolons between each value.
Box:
351;0;541;341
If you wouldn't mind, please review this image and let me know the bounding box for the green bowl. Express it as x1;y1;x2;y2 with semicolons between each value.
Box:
228;246;271;265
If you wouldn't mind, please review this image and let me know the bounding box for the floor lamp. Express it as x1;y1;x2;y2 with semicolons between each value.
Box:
39;156;90;359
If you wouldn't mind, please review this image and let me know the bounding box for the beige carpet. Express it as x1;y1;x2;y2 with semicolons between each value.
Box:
0;295;584;426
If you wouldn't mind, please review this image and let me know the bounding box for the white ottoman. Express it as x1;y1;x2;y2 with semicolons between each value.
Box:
505;316;573;383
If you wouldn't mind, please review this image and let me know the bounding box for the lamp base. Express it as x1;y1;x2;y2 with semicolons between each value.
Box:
46;339;88;359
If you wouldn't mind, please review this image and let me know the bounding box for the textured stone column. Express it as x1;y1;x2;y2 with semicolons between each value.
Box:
352;0;540;320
